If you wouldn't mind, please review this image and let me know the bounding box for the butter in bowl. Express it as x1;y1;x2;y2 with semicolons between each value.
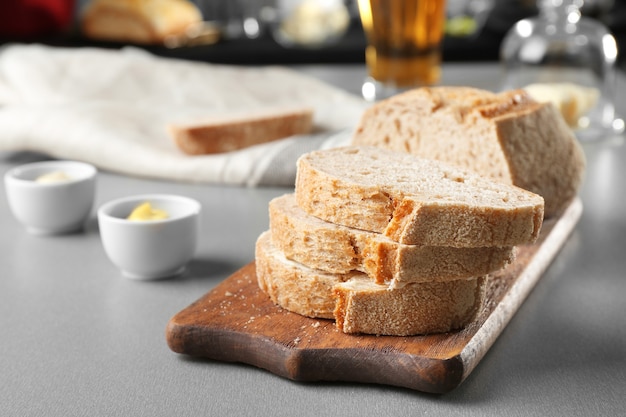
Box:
97;194;201;280
4;160;97;236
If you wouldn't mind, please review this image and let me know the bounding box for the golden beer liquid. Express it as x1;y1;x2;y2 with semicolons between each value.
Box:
358;0;446;87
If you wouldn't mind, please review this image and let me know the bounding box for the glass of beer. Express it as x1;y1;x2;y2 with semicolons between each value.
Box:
357;0;447;101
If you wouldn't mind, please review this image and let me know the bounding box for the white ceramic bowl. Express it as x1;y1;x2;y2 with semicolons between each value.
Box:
4;160;97;235
97;194;201;280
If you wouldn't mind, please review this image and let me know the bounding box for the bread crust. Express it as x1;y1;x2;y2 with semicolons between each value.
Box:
269;193;514;286
334;275;484;336
168;107;314;155
351;87;585;218
295;146;544;247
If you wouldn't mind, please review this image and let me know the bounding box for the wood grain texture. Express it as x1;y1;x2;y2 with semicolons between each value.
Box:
166;199;582;393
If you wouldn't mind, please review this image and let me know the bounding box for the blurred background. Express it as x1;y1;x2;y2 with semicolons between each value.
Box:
0;0;625;69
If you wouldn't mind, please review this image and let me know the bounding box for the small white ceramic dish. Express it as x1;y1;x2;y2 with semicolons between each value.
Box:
97;194;201;280
4;160;97;235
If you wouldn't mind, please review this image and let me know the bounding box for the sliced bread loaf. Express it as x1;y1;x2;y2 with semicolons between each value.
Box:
333;275;484;336
295;146;544;247
351;86;585;218
269;193;514;286
255;230;484;336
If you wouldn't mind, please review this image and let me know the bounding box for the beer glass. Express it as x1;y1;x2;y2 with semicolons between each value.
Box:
358;0;447;101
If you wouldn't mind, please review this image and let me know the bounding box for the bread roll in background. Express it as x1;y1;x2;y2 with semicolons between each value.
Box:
351;86;586;218
81;0;203;45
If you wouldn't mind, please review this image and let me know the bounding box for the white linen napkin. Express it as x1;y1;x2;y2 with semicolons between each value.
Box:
0;44;367;186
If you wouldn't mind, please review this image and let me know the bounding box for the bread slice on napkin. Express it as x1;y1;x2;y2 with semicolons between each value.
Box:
351;87;585;218
255;231;484;335
295;146;544;248
168;107;314;155
269;193;514;287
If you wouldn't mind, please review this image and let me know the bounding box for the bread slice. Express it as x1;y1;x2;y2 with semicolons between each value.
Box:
168;107;314;155
81;0;202;45
351;87;585;218
255;230;484;335
255;231;354;319
295;146;544;247
269;193;514;286
333;275;484;336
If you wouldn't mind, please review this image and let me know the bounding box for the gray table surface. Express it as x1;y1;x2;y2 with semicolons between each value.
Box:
1;63;625;417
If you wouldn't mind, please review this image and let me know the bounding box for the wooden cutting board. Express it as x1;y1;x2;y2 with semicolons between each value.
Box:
166;199;582;394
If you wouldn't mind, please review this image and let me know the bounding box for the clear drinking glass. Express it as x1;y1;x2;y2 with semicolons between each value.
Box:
358;0;447;102
500;0;623;141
